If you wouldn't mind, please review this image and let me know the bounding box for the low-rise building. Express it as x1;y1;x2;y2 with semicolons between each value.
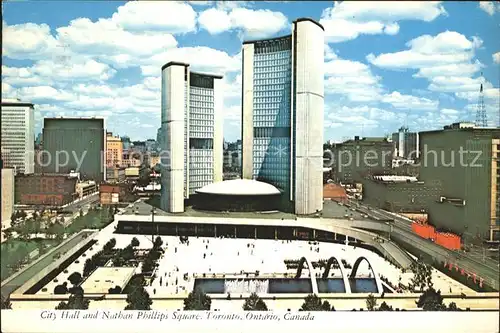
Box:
361;175;441;213
100;183;122;205
76;181;98;199
1;168;15;226
15;174;78;206
328;136;393;184
106;167;126;183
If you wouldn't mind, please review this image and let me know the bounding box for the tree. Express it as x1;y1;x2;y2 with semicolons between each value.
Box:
68;286;84;295
447;302;462;311
131;237;140;247
299;294;335;311
83;259;95;277
124;277;152;310
184;289;211;310
1;294;12;309
55;293;89;310
243;293;268;311
153;236;163;249
409;262;433;292
3;229;13;245
68;272;83;285
108;286;122;294
416;287;447;311
378;301;393;311
366;294;377;311
54;283;69;294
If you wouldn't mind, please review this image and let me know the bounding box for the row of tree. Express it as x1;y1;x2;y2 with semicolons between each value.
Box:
83;239;117;277
141;237;163;274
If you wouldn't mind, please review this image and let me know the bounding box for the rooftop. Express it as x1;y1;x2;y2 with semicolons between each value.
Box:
80;267;136;294
195;179;281;196
121;199;296;220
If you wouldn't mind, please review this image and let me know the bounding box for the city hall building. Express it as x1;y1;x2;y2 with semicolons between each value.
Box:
160;62;223;213
241;18;324;215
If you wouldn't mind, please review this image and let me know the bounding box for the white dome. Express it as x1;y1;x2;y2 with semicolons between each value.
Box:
195;179;281;196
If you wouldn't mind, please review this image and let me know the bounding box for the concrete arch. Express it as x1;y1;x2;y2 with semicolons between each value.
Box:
295;257;319;295
350;256;384;293
321;256;352;293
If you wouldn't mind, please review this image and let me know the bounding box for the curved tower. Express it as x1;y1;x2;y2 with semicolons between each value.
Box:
241;18;324;215
160;62;224;213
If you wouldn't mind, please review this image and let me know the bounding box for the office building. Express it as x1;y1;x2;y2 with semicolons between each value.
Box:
1;99;35;174
160;62;223;213
121;136;131;151
42;118;105;181
1;168;15;227
419;123;500;242
15;173;78;206
106;132;123;168
392;126;419;160
241;18;324;215
328;136;393;185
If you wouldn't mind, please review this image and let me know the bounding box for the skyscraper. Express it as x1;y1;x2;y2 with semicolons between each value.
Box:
160;62;223;213
1;99;35;174
241;18;324;215
42;118;105;181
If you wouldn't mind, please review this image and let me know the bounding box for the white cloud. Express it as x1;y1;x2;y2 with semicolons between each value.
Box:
56;18;178;57
367;31;480;69
382;91;439;111
320;1;446;43
198;7;288;38
413;61;483;78
324;44;338;60
440;108;460;115
367;31;497;102
479;1;499;15
2;59;117;88
2;22;59;60
493;52;500;64
17;86;75;103
324;59;382;102
110;2;197;33
141;47;241;77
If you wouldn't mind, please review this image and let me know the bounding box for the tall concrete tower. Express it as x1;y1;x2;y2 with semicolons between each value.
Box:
241;18;324;215
160;62;223;213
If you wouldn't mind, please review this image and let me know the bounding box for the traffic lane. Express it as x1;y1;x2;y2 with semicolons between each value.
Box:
391;229;499;289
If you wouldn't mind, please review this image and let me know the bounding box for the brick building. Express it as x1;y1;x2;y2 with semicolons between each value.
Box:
15;174;78;206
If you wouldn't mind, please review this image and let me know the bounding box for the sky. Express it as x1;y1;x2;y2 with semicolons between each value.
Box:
2;1;500;142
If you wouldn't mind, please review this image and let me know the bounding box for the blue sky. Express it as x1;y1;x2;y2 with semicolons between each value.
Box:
2;1;500;142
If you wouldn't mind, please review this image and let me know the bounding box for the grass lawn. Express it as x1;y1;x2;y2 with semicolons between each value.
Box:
64;209;113;234
1;239;59;281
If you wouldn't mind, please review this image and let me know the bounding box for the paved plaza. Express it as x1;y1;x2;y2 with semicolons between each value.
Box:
36;220;474;297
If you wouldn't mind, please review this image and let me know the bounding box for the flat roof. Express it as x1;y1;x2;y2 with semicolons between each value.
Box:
161;61;189;71
293;17;324;31
1;101;34;108
80;267;136;294
120;199;296;220
195;179;281;196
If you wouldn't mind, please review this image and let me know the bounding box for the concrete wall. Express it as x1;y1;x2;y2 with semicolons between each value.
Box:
161;64;187;213
1;168;14;225
292;20;324;215
419;129;500;239
213;79;224;183
241;43;255;180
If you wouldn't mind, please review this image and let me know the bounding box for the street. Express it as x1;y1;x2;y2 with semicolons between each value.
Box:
345;199;500;290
